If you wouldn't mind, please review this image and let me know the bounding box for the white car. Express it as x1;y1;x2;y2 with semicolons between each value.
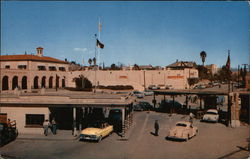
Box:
168;121;198;141
202;109;219;123
144;90;154;96
133;91;144;98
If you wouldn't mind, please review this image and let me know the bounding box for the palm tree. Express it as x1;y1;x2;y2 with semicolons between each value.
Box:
200;51;207;66
88;58;92;66
93;57;96;65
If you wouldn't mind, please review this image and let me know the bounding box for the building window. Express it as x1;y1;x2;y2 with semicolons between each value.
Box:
49;66;57;71
5;65;10;69
38;66;46;71
59;67;66;71
25;114;45;127
18;65;27;69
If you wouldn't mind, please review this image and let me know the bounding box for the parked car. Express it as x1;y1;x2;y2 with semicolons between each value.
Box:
108;109;122;132
202;109;219;123
133;91;144;98
158;100;183;113
148;85;159;90
167;121;198;141
79;121;113;142
165;85;173;89
134;101;153;111
194;85;205;89
158;85;166;89
144;90;154;96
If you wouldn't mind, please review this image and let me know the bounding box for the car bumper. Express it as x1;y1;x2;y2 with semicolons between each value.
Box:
202;118;218;122
79;134;99;141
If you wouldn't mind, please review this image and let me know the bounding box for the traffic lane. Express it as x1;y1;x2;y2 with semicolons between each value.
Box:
126;112;250;159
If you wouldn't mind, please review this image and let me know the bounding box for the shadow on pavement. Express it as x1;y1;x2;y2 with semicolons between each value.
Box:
217;146;249;159
165;137;186;142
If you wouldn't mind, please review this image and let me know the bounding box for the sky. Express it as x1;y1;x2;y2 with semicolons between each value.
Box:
1;1;249;68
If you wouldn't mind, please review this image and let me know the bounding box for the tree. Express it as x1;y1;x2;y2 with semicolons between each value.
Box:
111;63;118;70
132;64;140;70
88;58;92;66
200;51;207;66
197;65;209;79
217;65;232;82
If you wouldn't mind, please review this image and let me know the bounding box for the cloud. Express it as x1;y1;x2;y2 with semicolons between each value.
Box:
73;48;88;53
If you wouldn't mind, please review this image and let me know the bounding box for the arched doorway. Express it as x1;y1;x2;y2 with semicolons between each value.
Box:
74;76;92;89
33;76;39;89
12;76;18;90
2;76;9;90
41;76;46;88
56;76;60;89
22;76;27;89
62;77;66;88
49;76;53;88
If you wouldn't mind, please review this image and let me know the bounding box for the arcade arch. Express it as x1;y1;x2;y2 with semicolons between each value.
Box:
2;76;9;90
12;76;18;90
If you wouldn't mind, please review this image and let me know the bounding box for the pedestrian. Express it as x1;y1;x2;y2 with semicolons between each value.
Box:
189;112;195;126
154;120;159;136
51;118;57;135
43;119;50;136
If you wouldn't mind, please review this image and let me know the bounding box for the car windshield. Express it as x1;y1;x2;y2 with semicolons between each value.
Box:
176;123;187;127
206;112;218;115
90;122;107;129
134;91;141;94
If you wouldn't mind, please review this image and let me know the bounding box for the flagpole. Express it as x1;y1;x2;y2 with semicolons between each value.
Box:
98;17;101;69
94;34;97;93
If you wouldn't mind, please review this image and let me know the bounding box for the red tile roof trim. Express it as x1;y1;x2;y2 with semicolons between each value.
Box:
0;55;69;64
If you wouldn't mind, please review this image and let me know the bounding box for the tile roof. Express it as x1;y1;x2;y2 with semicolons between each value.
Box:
0;54;69;64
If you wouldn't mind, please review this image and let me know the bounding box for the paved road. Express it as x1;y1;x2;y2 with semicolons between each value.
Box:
1;111;249;159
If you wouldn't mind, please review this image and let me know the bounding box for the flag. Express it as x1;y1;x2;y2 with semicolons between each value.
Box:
226;51;230;70
96;39;104;49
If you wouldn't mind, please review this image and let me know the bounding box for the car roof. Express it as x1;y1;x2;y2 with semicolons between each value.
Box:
207;109;218;113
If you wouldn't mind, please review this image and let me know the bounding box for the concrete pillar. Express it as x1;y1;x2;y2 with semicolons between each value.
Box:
9;75;12;90
231;93;241;128
199;96;202;110
121;108;125;137
172;95;175;114
73;107;77;136
186;95;188;109
153;94;156;109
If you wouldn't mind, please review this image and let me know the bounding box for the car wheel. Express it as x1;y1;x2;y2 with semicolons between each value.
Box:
98;136;102;142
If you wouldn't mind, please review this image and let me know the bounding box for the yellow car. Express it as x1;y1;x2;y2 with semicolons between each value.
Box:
79;122;113;142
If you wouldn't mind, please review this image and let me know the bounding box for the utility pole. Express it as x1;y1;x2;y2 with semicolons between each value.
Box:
237;65;240;87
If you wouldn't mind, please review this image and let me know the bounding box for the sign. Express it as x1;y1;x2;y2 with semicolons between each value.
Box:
119;76;128;79
167;76;184;79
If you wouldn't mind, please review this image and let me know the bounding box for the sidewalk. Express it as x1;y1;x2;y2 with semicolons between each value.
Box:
17;130;79;141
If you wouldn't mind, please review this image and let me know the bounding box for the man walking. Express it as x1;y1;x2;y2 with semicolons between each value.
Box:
189;112;195;126
51;118;57;135
154;120;159;136
43;119;50;136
